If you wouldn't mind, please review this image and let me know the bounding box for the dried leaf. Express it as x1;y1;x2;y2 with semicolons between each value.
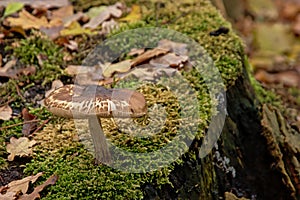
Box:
103;60;132;78
131;48;169;67
119;5;141;22
3;2;24;18
65;65;96;76
85;6;107;18
64;40;78;51
60;21;96;36
101;19;119;34
40;26;64;40
0;105;12;120
62;12;85;27
6;137;37;161
0;0;70;9
127;48;145;56
158;39;188;55
22;108;37;136
149;53;188;68
0;191;17;200
50;5;73;20
0;59;17;73
83;2;123;29
6;9;62;30
255;70;300;88
19;174;58;200
6;172;43;194
121;63;178;81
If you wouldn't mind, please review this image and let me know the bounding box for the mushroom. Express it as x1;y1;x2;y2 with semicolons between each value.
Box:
44;84;147;164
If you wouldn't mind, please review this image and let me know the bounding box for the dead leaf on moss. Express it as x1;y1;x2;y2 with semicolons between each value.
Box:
103;60;132;77
0;105;12;120
158;39;188;55
22;108;37;136
120;63;178;81
6;9;62;30
131;48;169;67
50;5;73;20
6;172;43;194
101;19;119;34
0;0;70;9
150;53;188;68
127;48;145;56
0;59;16;73
60;21;96;36
119;4;141;22
6;137;37;161
83;2;123;29
19;174;58;200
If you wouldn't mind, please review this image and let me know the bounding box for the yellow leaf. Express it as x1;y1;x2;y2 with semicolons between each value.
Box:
60;21;96;36
118;5;141;22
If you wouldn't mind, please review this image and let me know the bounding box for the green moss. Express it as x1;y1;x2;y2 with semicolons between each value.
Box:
20;0;246;199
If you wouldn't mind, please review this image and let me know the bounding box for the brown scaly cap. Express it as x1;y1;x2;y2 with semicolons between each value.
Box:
44;85;147;118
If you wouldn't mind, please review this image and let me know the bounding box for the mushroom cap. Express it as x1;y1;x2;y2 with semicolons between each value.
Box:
44;85;147;118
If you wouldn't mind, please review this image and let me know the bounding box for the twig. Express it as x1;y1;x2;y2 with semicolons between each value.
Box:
0;119;41;131
31;118;51;135
12;81;26;102
0;97;15;107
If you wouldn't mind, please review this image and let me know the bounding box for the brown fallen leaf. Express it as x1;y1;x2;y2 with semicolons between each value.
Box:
255;70;300;88
0;0;70;9
65;65;96;76
22;108;37;136
6;137;37;161
6;9;62;30
149;53;188;68
127;48;145;56
0;59;17;78
19;174;58;200
0;191;18;200
0;105;12;120
158;39;188;55
131;48;169;67
39;26;64;40
6;172;43;194
83;2;123;29
50;5;73;20
103;60;132;77
101;19;119;35
120;63;178;81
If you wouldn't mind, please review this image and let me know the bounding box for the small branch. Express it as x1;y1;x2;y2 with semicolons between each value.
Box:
12;81;26;102
31;118;51;135
0;119;41;131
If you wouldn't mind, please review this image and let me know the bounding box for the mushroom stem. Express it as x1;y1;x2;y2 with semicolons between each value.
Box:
88;116;111;164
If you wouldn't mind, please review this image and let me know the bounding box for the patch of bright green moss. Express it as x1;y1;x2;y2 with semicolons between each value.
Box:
23;0;246;198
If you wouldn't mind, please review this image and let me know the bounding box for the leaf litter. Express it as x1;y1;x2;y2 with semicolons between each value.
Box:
0;172;58;200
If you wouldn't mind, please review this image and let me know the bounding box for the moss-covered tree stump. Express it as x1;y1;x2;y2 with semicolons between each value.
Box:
16;0;300;199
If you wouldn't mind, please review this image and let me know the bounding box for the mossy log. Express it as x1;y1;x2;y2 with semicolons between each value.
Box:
22;0;299;199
